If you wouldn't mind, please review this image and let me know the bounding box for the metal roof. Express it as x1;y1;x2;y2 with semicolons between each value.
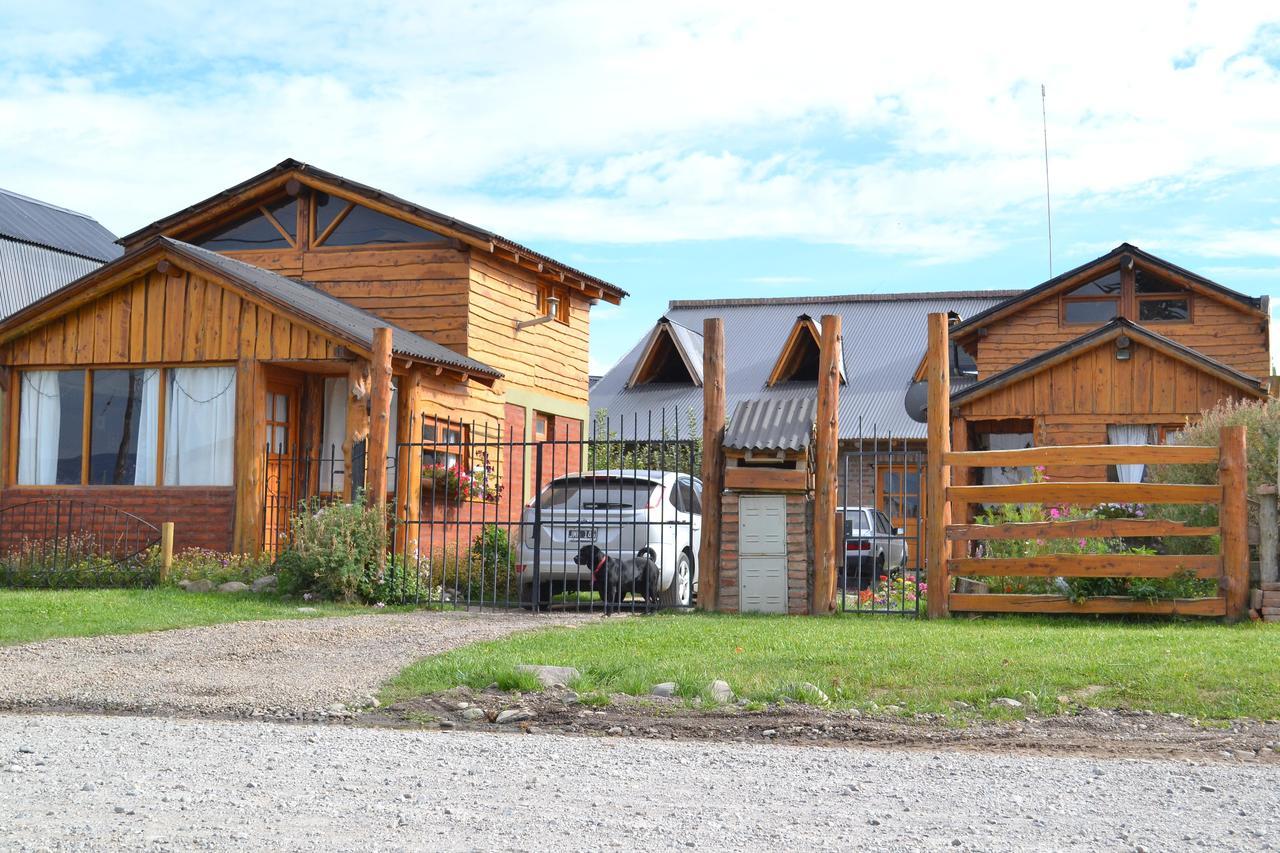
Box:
589;290;1019;441
0;237;105;320
725;397;815;452
164;240;502;379
119;159;627;300
0;187;121;263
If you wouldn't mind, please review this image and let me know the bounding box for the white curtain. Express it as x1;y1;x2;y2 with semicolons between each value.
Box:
982;433;1034;486
17;371;61;485
165;367;236;486
132;370;161;486
320;377;348;492
1108;424;1154;483
387;381;399;476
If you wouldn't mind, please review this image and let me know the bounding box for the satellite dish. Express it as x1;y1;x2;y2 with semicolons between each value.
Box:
904;380;929;423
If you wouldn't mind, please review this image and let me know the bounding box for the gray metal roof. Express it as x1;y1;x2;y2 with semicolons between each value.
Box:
0;237;105;320
165;239;502;378
725;397;815;452
0;187;121;263
590;290;1020;441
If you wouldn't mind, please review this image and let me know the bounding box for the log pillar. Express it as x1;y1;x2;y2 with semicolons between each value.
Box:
698;318;725;611
811;314;841;615
395;367;426;556
232;358;266;554
1219;424;1249;621
925;313;952;618
343;358;370;502
366;328;394;508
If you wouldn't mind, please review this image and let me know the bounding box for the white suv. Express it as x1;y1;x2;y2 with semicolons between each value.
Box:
517;470;702;610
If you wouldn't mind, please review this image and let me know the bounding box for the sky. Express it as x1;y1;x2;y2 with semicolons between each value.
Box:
2;1;1278;375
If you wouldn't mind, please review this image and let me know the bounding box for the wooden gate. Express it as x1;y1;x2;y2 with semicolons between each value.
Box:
923;313;1250;621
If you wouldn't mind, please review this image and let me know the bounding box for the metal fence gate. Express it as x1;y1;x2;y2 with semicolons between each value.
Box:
386;414;701;612
0;499;161;588
836;419;926;615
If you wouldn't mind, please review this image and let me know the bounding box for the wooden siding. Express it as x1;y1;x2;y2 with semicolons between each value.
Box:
221;248;472;352
468;253;591;405
4;268;346;367
973;291;1269;378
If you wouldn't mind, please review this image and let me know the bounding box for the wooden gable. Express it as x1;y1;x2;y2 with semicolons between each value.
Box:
1;252;347;368
767;316;845;386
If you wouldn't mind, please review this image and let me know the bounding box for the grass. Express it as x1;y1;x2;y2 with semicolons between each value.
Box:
0;588;381;646
383;612;1280;721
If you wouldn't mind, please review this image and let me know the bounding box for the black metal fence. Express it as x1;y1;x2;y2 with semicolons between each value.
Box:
261;443;352;555
836;418;926;615
0;499;161;588
386;413;701;612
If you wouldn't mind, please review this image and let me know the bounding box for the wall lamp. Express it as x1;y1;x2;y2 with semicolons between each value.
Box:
1115;334;1132;361
515;295;559;331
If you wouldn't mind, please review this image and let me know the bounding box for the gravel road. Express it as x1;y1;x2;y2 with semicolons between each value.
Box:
2;713;1277;852
0;611;588;718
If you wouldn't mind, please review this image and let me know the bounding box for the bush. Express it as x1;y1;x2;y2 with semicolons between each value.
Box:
161;548;275;587
276;495;388;603
0;535;158;589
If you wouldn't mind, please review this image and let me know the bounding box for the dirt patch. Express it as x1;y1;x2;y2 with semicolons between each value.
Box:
367;686;1280;764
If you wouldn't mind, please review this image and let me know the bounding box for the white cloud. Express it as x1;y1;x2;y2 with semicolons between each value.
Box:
0;0;1278;263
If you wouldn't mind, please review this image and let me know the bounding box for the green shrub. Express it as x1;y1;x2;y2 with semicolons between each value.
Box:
276;495;388;603
1151;397;1280;498
162;548;275;587
0;535;158;589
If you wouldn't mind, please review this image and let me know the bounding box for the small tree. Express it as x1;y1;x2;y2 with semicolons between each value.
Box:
587;409;703;475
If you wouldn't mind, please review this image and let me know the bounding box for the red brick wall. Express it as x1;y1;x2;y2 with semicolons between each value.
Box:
719;490;812;615
0;487;235;554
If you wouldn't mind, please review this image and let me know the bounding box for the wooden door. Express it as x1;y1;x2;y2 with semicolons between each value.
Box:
879;461;924;567
264;380;302;554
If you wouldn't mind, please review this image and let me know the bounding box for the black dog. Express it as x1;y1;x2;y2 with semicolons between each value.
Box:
574;545;660;615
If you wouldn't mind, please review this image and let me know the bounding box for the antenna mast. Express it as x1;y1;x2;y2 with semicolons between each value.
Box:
1041;83;1053;278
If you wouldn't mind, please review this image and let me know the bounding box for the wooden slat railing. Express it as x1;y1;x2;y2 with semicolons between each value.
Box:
947;481;1220;506
945;444;1219;468
948;554;1220;578
947;518;1219;541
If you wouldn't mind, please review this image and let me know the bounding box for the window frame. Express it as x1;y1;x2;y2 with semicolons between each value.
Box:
1136;295;1191;324
536;285;571;325
421;415;470;471
10;364;242;489
191;196;299;252
1059;263;1192;327
533;411;551;442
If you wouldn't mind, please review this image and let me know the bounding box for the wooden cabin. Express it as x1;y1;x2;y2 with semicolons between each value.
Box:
939;244;1271;495
0;160;625;554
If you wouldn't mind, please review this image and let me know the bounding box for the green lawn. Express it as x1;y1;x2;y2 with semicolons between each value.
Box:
384;613;1280;721
0;588;374;646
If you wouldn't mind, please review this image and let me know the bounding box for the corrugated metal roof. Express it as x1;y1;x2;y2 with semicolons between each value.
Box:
725;397;815;452
164;240;502;378
0;187;121;263
590;290;1019;441
0;237;105;319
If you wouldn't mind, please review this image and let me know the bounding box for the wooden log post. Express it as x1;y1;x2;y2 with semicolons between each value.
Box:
1257;484;1278;588
159;522;175;583
366;328;394;509
698;318;726;611
1219;424;1249;621
925;313;952;618
231;358;266;554
811;314;841;615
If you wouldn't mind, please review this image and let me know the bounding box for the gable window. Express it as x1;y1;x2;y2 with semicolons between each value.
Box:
16;367;234;487
1134;268;1190;322
193;198;297;251
312;194;452;247
1061;270;1121;324
767;316;845;386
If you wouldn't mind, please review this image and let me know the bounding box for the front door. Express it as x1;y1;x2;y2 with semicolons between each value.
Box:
878;459;923;568
264;379;302;554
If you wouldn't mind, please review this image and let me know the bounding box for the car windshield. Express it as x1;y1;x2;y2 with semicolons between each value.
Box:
540;477;658;511
839;511;870;536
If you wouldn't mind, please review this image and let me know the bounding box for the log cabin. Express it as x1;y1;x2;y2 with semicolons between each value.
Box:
0;160;626;554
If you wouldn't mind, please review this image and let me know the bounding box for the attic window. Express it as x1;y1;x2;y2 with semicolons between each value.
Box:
537;285;570;325
767;317;845;386
1061;269;1121;325
1135;269;1190;322
627;321;702;387
193;197;297;251
312;195;453;247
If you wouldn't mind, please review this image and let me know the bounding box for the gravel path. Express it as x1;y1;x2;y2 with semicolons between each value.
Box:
2;713;1278;852
0;611;588;718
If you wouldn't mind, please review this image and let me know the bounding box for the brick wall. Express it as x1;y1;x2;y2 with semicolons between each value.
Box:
719;490;812;615
0;487;235;553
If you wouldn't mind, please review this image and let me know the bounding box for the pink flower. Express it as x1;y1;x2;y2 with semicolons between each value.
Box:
1078;539;1087;548
1049;507;1061;520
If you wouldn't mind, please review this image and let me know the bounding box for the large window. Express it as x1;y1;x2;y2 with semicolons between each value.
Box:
17;367;235;487
1061;266;1191;326
1135;268;1190;322
1061;270;1121;324
193;198;298;251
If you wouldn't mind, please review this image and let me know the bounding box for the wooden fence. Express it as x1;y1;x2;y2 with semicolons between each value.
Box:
923;313;1250;621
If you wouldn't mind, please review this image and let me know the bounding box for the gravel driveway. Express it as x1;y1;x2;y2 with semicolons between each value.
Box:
0;611;588;718
3;713;1278;852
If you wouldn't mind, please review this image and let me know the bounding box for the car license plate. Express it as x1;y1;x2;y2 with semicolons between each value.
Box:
568;528;595;542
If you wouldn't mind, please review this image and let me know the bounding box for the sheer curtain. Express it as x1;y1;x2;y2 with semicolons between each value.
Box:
982;433;1034;486
320;377;348;492
1108;424;1153;483
132;370;161;486
165;367;236;486
17;371;60;485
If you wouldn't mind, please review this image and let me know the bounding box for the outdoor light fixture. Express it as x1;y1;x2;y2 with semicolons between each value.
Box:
1115;334;1132;361
515;295;561;331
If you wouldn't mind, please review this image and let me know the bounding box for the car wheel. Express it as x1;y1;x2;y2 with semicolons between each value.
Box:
874;553;885;578
660;551;694;609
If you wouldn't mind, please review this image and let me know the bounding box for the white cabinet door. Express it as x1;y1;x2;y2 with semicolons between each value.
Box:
739;495;788;614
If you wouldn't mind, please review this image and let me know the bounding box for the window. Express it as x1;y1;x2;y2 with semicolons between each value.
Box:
874;511;894;536
534;412;551;441
670;477;701;514
312;195;452;247
1061;269;1121;324
16;366;233;487
422;416;467;469
193;198;297;251
1107;424;1154;484
882;470;921;519
1134;269;1190;322
536;285;571;325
